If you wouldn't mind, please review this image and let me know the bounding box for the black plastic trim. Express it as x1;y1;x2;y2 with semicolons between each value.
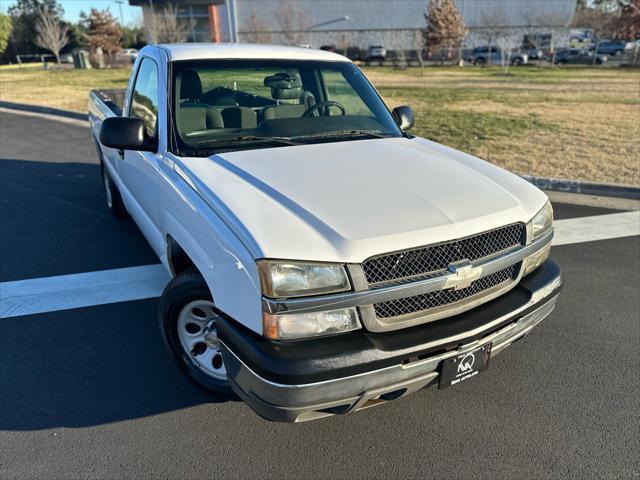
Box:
217;259;562;385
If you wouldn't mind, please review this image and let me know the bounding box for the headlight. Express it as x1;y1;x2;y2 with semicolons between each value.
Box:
530;201;553;241
524;201;554;275
257;260;350;298
263;308;360;340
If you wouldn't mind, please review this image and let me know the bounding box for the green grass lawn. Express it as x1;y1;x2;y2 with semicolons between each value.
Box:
1;64;638;184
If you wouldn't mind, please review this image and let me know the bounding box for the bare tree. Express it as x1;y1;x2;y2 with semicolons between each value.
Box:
146;4;194;44
35;7;68;64
522;10;573;68
478;8;508;63
412;28;426;73
496;34;519;73
275;0;311;46
243;8;273;44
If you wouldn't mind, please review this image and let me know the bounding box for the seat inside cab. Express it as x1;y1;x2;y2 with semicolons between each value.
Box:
261;72;316;120
175;69;317;136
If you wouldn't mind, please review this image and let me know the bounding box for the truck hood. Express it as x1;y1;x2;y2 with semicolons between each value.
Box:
179;137;548;263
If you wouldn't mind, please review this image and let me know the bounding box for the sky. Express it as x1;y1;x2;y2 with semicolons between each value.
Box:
1;0;143;26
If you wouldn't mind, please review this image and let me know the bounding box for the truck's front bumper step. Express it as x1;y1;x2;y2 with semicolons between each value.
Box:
218;260;562;423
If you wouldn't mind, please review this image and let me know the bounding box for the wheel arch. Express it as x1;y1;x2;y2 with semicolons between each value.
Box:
166;234;197;277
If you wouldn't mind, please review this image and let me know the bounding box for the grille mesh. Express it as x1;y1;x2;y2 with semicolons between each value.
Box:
362;223;525;286
373;264;518;319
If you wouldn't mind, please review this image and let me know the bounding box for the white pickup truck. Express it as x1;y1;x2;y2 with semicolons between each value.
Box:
89;44;562;422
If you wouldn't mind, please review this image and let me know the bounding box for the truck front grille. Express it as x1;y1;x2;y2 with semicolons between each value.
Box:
362;223;525;286
372;264;519;319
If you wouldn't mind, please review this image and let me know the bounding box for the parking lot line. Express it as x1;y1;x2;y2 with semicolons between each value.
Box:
553;210;640;246
0;211;638;319
0;264;170;318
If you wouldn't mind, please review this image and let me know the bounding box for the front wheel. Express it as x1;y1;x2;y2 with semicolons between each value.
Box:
159;268;234;396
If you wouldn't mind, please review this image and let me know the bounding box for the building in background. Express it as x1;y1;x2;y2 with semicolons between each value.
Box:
130;0;577;49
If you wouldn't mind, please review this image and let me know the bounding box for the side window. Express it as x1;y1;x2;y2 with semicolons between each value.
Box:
130;58;159;137
322;70;373;116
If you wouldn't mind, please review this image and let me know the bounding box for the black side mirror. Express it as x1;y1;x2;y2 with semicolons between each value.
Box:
99;117;158;152
392;105;414;131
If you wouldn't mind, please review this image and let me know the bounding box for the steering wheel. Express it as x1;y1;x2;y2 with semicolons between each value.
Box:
302;101;346;118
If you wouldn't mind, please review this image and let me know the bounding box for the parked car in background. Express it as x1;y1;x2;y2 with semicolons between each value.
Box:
368;45;387;61
116;48;139;63
589;40;626;57
522;47;544;60
345;46;362;61
554;48;607;65
466;46;528;66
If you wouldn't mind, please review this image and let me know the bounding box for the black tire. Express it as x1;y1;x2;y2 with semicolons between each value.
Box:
100;160;128;218
159;268;235;396
474;57;486;66
511;57;523;66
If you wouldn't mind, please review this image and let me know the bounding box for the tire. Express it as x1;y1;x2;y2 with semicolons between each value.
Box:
159;268;234;396
614;50;623;57
100;160;128;218
474;57;486;66
511;57;523;66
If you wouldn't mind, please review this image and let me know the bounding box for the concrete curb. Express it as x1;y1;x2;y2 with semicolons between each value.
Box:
1;100;638;200
0;100;87;121
522;175;640;200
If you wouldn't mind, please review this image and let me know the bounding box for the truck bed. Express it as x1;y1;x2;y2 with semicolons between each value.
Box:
89;89;126;118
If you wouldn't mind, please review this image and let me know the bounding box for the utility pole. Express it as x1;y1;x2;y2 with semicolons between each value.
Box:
115;0;125;26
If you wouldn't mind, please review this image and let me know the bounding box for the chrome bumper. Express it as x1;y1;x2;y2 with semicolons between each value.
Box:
222;287;561;423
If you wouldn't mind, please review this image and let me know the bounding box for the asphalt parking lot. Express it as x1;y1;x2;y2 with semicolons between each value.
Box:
1;110;639;479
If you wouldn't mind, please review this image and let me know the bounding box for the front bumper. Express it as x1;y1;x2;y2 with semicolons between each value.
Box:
218;260;562;423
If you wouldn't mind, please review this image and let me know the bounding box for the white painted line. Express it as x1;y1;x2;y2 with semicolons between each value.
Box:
553;211;640;246
0;264;170;318
0;212;638;318
0;107;89;127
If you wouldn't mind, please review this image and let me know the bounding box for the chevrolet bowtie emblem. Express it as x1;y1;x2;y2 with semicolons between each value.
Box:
444;260;483;290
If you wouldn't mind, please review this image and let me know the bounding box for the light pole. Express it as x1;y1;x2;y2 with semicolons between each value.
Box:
115;0;125;26
307;16;349;31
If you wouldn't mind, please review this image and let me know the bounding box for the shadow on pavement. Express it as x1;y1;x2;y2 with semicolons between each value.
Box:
0;299;228;431
0;159;158;281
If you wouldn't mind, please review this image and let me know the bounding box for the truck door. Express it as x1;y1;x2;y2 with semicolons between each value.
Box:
119;56;165;256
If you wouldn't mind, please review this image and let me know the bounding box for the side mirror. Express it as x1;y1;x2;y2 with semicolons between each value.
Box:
392;105;414;131
99;117;158;152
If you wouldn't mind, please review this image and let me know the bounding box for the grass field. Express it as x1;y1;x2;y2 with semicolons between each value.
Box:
1;64;638;184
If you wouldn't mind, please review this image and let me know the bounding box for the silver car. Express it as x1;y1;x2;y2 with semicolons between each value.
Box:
466;46;528;66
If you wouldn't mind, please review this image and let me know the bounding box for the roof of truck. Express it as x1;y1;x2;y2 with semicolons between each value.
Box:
155;43;351;63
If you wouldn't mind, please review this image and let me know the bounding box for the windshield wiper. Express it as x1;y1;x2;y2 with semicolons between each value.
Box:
195;135;299;147
293;129;391;141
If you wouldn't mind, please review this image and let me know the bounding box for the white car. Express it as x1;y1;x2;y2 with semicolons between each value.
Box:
89;44;562;422
116;48;139;63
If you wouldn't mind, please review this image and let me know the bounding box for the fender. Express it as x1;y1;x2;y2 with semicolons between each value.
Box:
159;189;263;334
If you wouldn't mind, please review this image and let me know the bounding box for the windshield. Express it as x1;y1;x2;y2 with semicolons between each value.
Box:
170;59;402;154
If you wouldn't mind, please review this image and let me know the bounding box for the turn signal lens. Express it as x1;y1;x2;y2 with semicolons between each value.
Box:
524;243;551;276
263;308;360;340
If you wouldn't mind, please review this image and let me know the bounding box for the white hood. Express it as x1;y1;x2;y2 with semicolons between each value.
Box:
179;137;548;263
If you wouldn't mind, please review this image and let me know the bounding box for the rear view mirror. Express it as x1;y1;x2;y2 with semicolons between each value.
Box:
392;105;414;131
100;117;158;152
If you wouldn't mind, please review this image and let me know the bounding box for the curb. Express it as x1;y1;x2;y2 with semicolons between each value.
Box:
1;101;638;200
0;100;87;121
522;175;640;201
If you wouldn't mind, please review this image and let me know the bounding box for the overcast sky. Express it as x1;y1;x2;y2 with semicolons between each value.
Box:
1;0;143;26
